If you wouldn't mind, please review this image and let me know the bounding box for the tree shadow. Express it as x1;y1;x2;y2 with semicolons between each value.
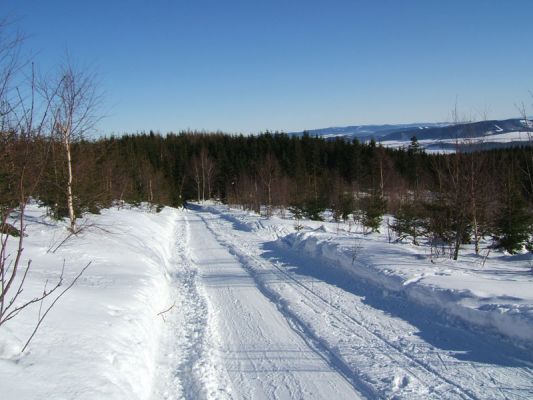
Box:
262;241;533;369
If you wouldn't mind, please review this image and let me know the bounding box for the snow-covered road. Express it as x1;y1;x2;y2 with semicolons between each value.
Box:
172;207;533;399
1;205;532;399
186;211;361;399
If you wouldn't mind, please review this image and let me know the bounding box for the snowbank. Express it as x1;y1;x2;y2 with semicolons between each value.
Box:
0;204;179;400
197;204;533;347
279;230;533;346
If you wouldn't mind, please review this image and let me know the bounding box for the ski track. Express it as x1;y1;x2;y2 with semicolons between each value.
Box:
151;214;232;400
184;210;363;399
152;207;533;399
192;208;533;400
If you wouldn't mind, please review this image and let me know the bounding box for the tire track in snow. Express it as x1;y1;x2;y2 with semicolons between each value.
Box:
199;210;479;400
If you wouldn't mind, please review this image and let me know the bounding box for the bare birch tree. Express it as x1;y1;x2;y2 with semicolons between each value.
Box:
44;61;101;232
257;153;280;215
0;23;90;352
191;148;216;202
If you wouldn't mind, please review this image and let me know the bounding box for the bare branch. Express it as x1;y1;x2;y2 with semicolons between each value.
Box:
157;301;176;322
21;261;91;353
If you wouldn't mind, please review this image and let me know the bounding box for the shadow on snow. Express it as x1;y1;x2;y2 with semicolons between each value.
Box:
261;241;533;369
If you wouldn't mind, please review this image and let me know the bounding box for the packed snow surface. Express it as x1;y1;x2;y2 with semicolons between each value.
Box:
1;203;532;399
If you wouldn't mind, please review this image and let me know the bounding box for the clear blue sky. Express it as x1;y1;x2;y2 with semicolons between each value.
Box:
3;0;533;134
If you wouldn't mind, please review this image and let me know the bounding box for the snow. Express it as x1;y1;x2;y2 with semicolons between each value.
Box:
1;202;532;399
521;119;533;129
281;230;533;343
381;130;533;152
197;203;533;398
203;204;533;345
187;212;360;398
0;204;179;399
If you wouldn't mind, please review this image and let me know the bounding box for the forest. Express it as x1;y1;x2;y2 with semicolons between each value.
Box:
1;17;531;268
2;128;532;259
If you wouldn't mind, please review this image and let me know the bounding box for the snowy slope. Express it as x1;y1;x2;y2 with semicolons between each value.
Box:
290;122;450;141
290;119;533;152
0;204;179;400
1;203;532;399
381;130;533;153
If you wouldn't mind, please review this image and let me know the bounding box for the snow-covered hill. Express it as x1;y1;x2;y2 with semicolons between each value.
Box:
291;119;533;152
290;122;450;141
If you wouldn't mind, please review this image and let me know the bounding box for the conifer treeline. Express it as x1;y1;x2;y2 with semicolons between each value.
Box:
1;130;532;255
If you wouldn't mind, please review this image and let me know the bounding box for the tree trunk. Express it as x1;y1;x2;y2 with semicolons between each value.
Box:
379;158;384;198
65;137;76;233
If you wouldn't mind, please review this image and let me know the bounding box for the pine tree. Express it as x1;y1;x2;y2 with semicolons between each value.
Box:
303;198;325;221
493;187;532;254
359;191;387;233
392;201;424;244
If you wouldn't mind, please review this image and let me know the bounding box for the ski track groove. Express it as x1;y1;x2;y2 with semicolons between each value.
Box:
226;210;533;396
199;210;482;400
197;213;381;399
187;210;365;399
153;214;233;400
181;215;235;400
176;215;222;400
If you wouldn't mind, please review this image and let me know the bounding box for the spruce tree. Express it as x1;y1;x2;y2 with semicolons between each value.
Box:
392;201;424;244
493;189;532;254
359;191;387;233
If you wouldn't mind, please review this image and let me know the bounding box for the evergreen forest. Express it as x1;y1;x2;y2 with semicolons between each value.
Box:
2;130;532;257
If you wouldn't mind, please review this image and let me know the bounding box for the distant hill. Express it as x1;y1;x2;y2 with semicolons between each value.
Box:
290;119;533;152
290;122;450;142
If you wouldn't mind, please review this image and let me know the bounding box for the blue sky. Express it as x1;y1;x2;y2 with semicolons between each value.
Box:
3;0;533;134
